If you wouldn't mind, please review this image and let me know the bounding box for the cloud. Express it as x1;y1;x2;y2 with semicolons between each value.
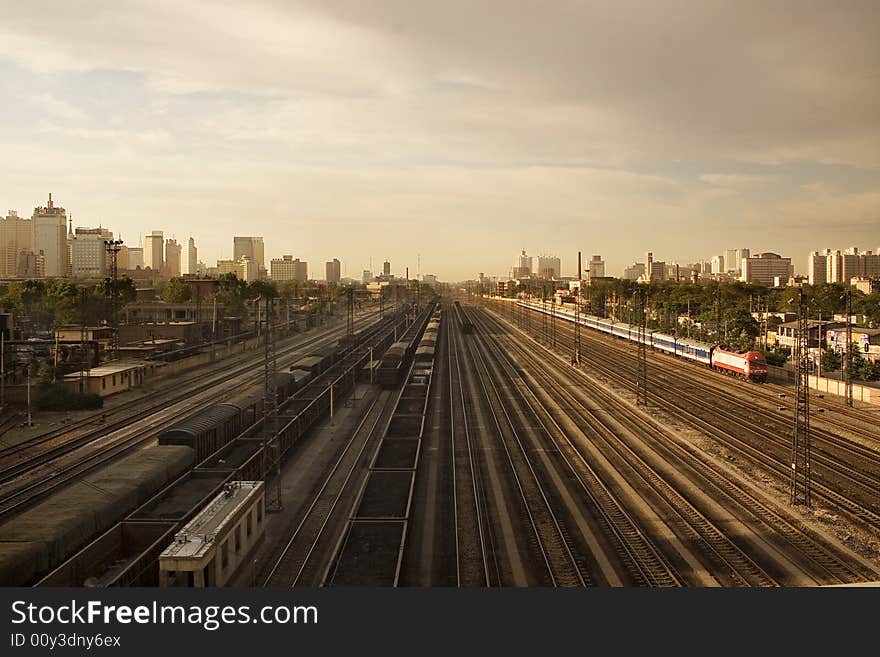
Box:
33;93;88;121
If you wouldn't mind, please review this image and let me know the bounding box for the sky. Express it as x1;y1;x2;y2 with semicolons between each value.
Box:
0;0;878;280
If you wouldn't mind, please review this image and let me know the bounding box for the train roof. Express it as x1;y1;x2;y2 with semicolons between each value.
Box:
159;405;239;438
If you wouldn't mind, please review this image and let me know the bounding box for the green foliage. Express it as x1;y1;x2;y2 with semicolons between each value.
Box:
162;278;193;303
820;348;841;372
37;382;104;411
763;347;790;367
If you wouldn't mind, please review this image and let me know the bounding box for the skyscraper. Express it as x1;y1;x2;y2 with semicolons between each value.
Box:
325;258;341;283
0;211;33;277
588;255;605;279
71;228;109;278
383;260;391;277
165;238;182;277
145;231;164;271
32;193;67;277
233;237;265;272
184;237;198;276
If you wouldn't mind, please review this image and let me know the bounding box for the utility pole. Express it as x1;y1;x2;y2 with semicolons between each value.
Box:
790;289;812;507
636;289;648;406
262;296;282;512
103;239;123;360
574;251;582;366
346;286;355;342
844;288;853;408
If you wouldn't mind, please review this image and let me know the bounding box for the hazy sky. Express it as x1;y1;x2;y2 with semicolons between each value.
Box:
1;1;878;279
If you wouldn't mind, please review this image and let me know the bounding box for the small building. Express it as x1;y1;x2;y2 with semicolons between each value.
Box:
826;327;880;363
63;360;158;397
158;481;265;587
54;326;115;344
776;320;844;349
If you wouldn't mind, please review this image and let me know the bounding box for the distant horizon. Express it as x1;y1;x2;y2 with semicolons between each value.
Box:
1;2;878;280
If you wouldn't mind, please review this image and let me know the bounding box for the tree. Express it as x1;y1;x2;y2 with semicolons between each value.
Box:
162;278;192;303
820;348;841;373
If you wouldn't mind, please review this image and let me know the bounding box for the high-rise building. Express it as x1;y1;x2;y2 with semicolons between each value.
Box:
71;228;109;278
164;238;182;277
145;231;164;271
32;193;67;277
740;252;793;285
383;260;391;277
217;259;237;276
233;237;265;272
362;270;373;283
0;211;34;277
325;258;341;283
126;247;144;270
808;250;829;285
513;250;533;279
270;255;308;282
588;254;605;279
183;237;198;276
535;254;561;279
623;262;645;280
710;255;725;275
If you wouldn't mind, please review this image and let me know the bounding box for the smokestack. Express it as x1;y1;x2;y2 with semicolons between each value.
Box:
578;251;582;281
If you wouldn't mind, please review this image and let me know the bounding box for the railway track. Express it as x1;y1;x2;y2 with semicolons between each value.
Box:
480;308;876;585
502;303;880;517
447;314;492;586
260;386;401;586
0;310;378;473
0;311;384;519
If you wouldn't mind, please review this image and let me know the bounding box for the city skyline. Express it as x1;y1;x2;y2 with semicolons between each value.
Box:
0;2;877;280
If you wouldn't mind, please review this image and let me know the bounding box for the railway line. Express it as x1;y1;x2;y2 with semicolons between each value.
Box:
477;307;876;585
494;300;880;547
0;309;382;519
260;386;402;586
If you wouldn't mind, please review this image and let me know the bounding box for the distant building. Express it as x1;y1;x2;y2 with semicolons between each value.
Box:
0;211;33;277
127;247;144;270
217;259;237;276
535;254;561;279
164;238;182;277
233;237;265;278
808;249;830;285
644;252;665;282
382;260;391;277
270;255;307;282
71;228;109;278
740;252;794;286
852;277;880;295
623;262;645;280
362;270;373;283
184;237;198;276
513;250;533;279
145;231;164;272
588;255;604;280
325;258;341;283
32;194;67;277
710;255;725;275
423;274;438;286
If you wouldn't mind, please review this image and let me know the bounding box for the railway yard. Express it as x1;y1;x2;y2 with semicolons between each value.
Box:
1;297;879;587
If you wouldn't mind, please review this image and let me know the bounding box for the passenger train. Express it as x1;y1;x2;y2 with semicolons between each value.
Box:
518;300;768;382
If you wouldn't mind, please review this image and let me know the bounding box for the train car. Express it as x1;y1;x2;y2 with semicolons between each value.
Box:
651;332;678;355
157;405;242;464
675;338;713;365
377;341;410;387
454;301;474;334
711;347;768;382
414;345;435;364
217;390;264;429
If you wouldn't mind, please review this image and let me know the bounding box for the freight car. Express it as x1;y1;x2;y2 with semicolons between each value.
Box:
377;340;410;387
453;301;474;334
157;405;242;464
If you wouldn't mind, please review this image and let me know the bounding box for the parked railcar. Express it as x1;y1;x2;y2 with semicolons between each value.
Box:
377;341;410;387
217;390;264;429
157;405;242;464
